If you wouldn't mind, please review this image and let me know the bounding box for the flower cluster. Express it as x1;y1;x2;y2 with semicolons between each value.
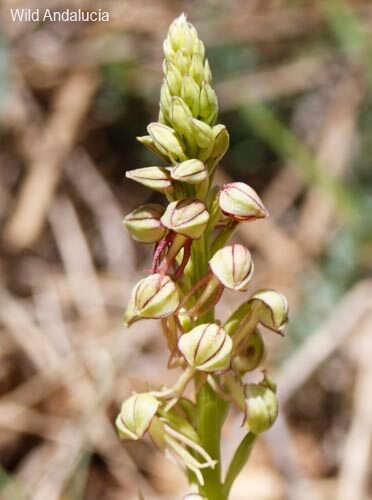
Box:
117;14;288;496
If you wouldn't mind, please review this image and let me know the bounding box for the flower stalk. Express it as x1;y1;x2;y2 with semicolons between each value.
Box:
117;14;288;499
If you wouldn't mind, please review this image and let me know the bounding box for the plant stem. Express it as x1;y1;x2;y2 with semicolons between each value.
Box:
190;232;229;499
197;381;228;499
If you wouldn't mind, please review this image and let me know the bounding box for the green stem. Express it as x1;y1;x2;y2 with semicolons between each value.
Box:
222;432;256;498
191;237;206;286
190;232;229;499
197;381;228;499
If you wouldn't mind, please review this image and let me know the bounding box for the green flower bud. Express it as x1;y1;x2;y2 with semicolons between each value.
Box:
219;182;268;222
161;199;209;239
210;124;229;160
171;159;208;185
233;329;266;374
249;289;288;334
199;83;218;125
124;274;180;326
167;13;197;54
181;75;200;117
190;118;214;149
209;244;254;291
166;62;183;95
126;166;172;193
204;59;212;84
175;49;192;75
160;80;172;118
163;38;175;61
116;393;160;440
147;122;187;162
193;39;205;60
170;97;193;138
123;204;166;244
136;135;170;163
244;382;278;435
178;323;233;373
190;54;205;85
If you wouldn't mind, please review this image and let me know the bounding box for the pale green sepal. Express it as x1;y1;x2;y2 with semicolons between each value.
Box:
171;159;208;185
175;48;192;75
160;80;172;117
116;393;160;440
249;289;288;334
203;59;212;84
123;203;166;244
166;62;183;95
181;75;200;117
161;198;209;239
170;97;193;138
219;182;268;222
136;135;171;162
190;118;213;149
244;382;278;435
124;274;180;326
147;122;187;162
189;54;205;85
178;323;233;373
209;244;254;291
126;166;172;192
211;124;229;160
199;82;218;125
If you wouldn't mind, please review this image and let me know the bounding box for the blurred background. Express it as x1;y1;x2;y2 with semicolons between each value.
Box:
0;0;372;499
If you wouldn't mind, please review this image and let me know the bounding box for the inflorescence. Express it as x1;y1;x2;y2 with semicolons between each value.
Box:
117;14;288;498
